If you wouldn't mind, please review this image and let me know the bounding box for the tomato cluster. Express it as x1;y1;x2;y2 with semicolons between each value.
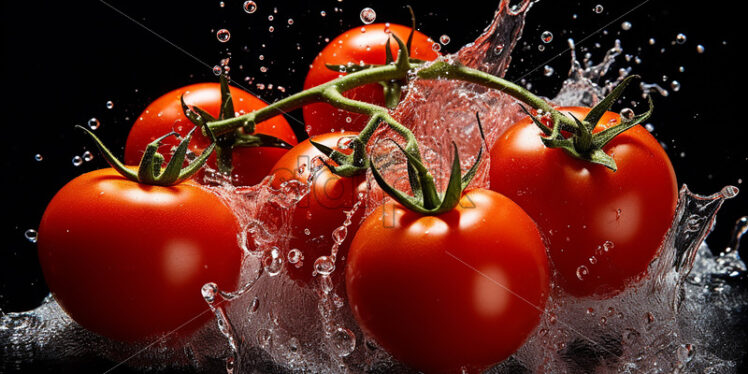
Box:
34;19;677;374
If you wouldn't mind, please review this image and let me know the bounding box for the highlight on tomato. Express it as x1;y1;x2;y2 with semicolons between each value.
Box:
302;22;440;136
125;75;297;187
344;138;550;373
268;132;367;286
37;127;242;343
488;76;678;298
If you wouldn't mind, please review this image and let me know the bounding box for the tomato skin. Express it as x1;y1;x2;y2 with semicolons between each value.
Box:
302;23;439;136
346;189;549;373
37;168;242;342
488;107;678;297
269;132;367;285
124;83;298;186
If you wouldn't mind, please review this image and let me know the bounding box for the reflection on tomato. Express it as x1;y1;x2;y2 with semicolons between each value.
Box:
303;23;439;136
37;168;242;342
269;132;367;285
125;83;297;186
489;107;678;297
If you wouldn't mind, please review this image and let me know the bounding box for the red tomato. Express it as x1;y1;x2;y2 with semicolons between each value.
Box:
37;168;242;342
346;189;549;373
125;83;298;186
489;107;678;297
269;132;367;285
303;23;440;136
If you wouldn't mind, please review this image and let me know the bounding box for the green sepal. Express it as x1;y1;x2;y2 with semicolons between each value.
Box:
592;95;653;149
309;138;368;177
584;74;639;128
234;132;294;149
76;125;214;186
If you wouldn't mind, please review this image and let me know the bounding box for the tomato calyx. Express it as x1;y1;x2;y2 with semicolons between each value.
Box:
77;124;212;186
528;75;654;171
370;117;484;215
181;74;294;175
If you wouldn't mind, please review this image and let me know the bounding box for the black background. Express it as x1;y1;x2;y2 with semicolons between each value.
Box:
1;0;746;371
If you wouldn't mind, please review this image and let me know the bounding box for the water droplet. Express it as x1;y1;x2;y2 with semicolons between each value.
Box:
721;185;739;199
439;34;451;45
263;247;283;276
676;33;687;44
268;26;274;32
24;229;38;243
87;117;100;130
320;10;327;17
543;65;554;76
696;44;705;53
287;18;294;25
72;155;83;166
685;214;704;232
82;151;94;162
645;123;655;132
619;108;634;120
599;316;607;325
576;265;589;280
589;256;598;265
287;248;303;265
249;297;260;313
260;66;268;73
594;4;604;13
493;44;505;55
34;154;43;161
677;343;695;363
670;80;681;92
586;307;595;315
332;226;348;245
621;21;632;31
649;38;656;45
213;65;223;76
541;31;553;43
105;101;114;109
201;282;218;303
217;29;231;43
537;44;545;52
331;327;356;357
243;1;257;14
257;328;272;348
432;43;441;52
313;256;336;276
604;241;615;251
359;7;376;24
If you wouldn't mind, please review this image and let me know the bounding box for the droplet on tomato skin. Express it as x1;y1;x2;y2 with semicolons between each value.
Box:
576;265;589;280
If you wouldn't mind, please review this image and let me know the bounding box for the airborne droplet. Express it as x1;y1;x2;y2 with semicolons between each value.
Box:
217;29;231;43
359;7;376;24
243;1;257;14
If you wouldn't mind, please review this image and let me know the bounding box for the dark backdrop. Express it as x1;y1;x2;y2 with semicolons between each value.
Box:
1;0;746;370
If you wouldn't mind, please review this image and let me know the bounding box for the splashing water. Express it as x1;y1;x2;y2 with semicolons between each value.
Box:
2;1;746;373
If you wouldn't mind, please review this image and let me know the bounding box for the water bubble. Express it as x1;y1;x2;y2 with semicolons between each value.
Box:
217;29;231;43
621;21;632;31
34;154;43;161
263;247;283;276
82;151;94;162
87;117;100;130
331;327;356;357
594;4;604;13
576;265;589;280
541;31;553;43
249;297;260;313
537;45;545;52
696;44;705;53
359;7;376;24
439;34;451;45
243;1;257;14
24;229;38;243
72;155;83;166
671;80;681;92
543;65;554;76
105;101;114;109
314;256;336;276
287;248;303;265
676;33;687;44
620;108;635;120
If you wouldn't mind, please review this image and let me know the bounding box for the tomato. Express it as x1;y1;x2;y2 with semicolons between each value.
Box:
125;83;298;186
37;168;242;342
488;107;678;297
346;189;549;373
269;132;367;285
302;23;440;136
